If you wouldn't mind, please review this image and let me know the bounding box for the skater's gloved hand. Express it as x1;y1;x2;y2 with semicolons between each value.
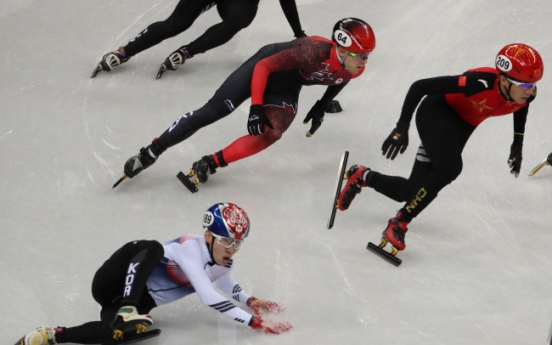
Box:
382;121;409;160
295;30;307;38
247;297;285;314
249;315;293;334
508;133;523;178
248;104;274;136
303;100;325;137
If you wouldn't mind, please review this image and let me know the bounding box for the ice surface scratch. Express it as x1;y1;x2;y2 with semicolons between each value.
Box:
0;130;13;141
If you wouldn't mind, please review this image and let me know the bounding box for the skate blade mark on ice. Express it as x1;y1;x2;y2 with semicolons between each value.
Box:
177;171;199;193
367;239;402;266
327;151;349;229
528;152;552;176
103;329;161;345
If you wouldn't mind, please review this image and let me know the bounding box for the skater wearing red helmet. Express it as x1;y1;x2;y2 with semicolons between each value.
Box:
114;18;376;191
337;43;543;262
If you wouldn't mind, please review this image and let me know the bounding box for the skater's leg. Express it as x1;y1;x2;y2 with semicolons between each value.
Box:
91;240;164;307
91;240;163;335
186;0;258;55
369;156;433;203
123;0;213;57
54;322;113;344
395;98;475;221
214;103;297;165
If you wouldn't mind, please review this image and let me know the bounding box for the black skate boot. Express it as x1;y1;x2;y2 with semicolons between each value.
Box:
91;47;130;78
337;165;370;211
113;139;164;188
111;306;153;340
188;155;218;184
156;46;193;79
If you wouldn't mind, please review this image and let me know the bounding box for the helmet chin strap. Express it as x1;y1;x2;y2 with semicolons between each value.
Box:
336;46;347;66
206;236;216;266
499;75;513;101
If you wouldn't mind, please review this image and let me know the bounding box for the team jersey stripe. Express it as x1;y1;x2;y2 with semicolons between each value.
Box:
209;301;236;313
224;259;233;268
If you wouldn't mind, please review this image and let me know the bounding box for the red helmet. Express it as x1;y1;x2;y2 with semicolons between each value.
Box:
332;18;376;53
495;43;544;83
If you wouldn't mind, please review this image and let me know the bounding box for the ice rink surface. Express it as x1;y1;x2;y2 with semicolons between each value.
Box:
2;0;552;344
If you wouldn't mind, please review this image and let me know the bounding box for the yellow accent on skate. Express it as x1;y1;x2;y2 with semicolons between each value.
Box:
136;324;148;334
528;159;549;176
113;329;124;340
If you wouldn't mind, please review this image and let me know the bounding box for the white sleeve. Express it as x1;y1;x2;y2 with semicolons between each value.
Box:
214;271;252;305
169;242;254;325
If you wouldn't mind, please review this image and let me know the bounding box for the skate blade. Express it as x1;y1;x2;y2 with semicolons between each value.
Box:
528;159;549;176
112;173;127;188
176;171;199;193
90;63;103;78
156;64;167;79
367;241;402;266
327;151;349;229
102;329;161;345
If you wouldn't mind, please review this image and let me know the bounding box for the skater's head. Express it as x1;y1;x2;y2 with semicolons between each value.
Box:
496;43;543;103
203;202;250;265
332;18;375;75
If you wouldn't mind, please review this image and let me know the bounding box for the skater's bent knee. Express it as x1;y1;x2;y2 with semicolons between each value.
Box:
261;128;284;142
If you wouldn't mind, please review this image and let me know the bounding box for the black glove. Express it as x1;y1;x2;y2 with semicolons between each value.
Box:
381;122;410;160
294;30;307;38
508;134;523;178
247;104;273;136
303;100;325;137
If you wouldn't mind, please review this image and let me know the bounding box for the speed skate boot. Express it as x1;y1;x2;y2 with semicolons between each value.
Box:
14;326;57;345
337;165;371;211
156;45;193;79
111;306;153;340
188;155;218;184
91;47;130;78
113;139;164;188
381;213;409;255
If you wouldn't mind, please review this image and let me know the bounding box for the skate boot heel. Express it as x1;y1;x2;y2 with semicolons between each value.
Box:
111;306;153;340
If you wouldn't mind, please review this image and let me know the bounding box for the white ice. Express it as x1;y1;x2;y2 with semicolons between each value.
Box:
1;1;552;345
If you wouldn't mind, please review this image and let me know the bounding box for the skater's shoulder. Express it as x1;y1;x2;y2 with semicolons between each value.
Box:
163;234;205;252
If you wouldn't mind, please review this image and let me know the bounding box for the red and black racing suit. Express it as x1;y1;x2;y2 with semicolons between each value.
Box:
369;67;535;220
154;36;364;165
